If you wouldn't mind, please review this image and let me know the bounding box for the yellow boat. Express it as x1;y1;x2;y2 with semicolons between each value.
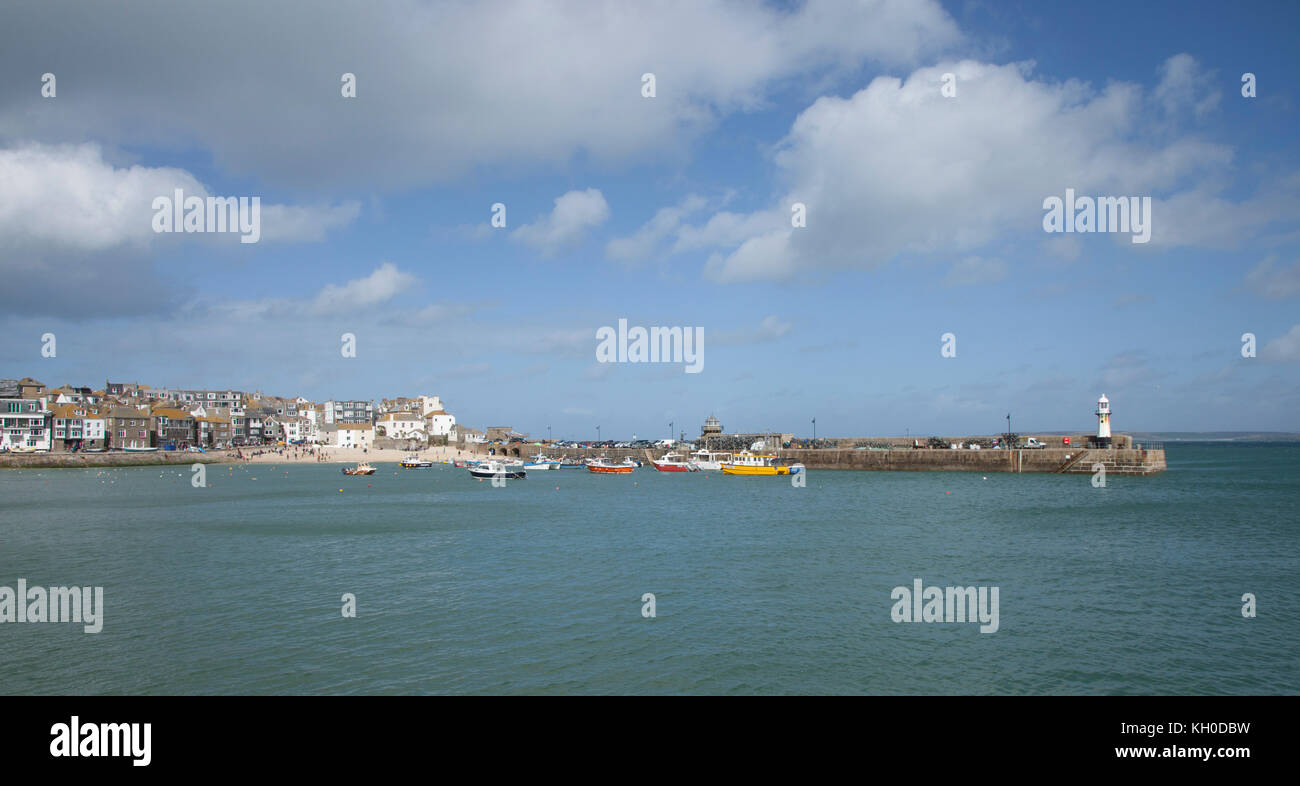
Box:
720;451;805;476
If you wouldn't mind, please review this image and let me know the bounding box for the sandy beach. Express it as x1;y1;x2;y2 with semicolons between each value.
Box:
220;444;480;465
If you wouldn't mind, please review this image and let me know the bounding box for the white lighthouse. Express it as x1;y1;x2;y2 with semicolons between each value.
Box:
1094;394;1112;448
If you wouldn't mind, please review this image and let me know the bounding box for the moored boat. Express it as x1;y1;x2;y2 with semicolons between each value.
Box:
587;457;637;474
469;460;526;479
720;451;805;476
342;462;377;476
523;453;560;470
689;449;732;472
400;454;433;468
652;452;698;472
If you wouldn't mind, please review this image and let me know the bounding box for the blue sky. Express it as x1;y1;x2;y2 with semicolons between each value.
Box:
2;0;1298;438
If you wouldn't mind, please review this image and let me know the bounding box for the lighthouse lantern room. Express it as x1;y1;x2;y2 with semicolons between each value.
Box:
1093;394;1112;448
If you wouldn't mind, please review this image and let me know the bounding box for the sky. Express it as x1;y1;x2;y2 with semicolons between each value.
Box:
2;0;1298;439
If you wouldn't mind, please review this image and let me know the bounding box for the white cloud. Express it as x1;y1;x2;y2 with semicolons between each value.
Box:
1262;325;1300;362
0;142;359;253
0;0;962;191
606;194;707;262
0;143;198;251
260;202;362;243
512;188;610;255
943;256;1007;286
1244;255;1300;299
713;315;793;346
664;58;1274;283
309;263;417;314
1153;53;1222;119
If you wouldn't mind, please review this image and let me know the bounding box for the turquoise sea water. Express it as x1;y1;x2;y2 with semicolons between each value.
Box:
1;443;1296;695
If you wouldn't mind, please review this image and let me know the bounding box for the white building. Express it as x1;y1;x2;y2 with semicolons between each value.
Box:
1;399;51;451
83;409;105;444
378;412;425;440
333;423;374;448
417;395;444;417
450;424;484;444
425;408;456;438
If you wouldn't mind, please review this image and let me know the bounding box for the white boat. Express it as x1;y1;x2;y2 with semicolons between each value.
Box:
689;449;732;471
523;454;560;470
652;452;698;472
400;454;434;468
469;460;526;479
123;446;159;452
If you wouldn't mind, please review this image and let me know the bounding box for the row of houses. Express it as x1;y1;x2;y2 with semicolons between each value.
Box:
0;377;486;452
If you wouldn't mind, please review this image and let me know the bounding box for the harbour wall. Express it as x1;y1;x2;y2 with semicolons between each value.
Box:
465;442;1166;475
0;452;230;470
776;447;1165;475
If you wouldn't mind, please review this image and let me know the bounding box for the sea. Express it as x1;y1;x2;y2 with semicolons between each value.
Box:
1;442;1296;695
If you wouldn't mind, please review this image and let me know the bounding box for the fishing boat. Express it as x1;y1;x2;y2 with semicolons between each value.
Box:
400;454;434;468
123;446;159;452
720;451;805;476
558;456;586;469
523;454;560;470
689;449;732;472
342;462;377;476
652;452;698;472
587;457;637;474
469;460;526;479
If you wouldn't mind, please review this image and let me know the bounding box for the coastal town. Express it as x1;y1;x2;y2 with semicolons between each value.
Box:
0;376;489;455
0;376;1166;475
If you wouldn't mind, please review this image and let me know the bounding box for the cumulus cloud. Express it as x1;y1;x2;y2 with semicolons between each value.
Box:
0;142;359;252
260;202;362;243
0;0;961;192
1153;53;1222;119
645;57;1288;283
712;315;793;346
512;188;610;255
943;256;1007;286
1244;255;1300;299
0;143;200;252
309;263;417;314
1097;351;1163;389
1262;325;1300;362
606;194;707;262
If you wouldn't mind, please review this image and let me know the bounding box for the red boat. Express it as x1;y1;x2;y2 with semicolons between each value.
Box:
587;457;637;474
652;452;698;472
